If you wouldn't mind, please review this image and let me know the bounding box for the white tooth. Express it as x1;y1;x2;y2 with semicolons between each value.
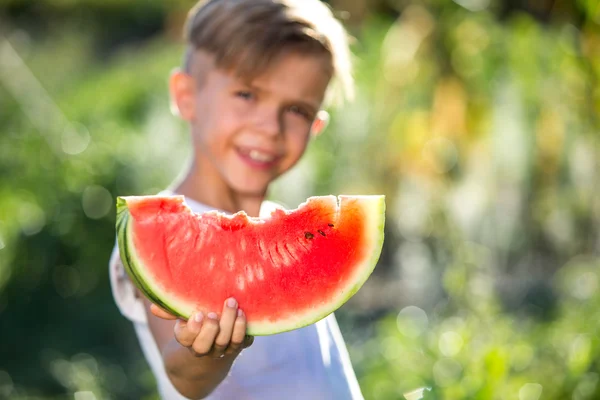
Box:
249;150;274;162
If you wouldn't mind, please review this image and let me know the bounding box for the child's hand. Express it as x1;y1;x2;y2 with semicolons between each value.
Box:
150;298;254;359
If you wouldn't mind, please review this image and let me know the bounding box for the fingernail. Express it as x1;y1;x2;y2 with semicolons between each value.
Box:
194;312;204;323
227;298;237;308
208;312;218;320
237;309;244;317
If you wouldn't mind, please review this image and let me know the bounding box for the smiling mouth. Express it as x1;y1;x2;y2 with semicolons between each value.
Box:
237;147;281;169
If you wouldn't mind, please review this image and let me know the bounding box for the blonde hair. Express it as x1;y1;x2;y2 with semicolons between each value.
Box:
183;0;354;106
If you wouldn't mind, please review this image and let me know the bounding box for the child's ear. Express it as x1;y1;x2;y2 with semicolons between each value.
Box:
310;110;330;137
169;68;196;121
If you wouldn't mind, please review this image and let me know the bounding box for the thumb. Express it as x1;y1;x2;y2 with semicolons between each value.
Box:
150;303;178;320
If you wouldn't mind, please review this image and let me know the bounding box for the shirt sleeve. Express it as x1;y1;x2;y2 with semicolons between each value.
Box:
109;241;148;324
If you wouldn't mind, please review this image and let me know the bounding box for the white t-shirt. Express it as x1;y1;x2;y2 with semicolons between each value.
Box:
109;193;364;399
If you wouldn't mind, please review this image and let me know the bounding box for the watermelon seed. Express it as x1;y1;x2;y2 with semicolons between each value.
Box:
305;232;314;239
318;230;326;237
328;223;334;227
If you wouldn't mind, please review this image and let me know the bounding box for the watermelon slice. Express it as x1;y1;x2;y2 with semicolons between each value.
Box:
116;195;385;335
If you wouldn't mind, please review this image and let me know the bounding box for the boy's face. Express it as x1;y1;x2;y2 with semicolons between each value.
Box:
174;51;331;197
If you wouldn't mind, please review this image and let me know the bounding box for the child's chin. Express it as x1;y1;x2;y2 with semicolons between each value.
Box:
227;173;274;195
230;181;270;197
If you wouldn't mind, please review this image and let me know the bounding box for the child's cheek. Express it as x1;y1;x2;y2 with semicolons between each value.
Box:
229;97;255;119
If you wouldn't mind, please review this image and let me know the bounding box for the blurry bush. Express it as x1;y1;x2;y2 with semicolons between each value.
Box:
0;26;189;399
0;0;599;398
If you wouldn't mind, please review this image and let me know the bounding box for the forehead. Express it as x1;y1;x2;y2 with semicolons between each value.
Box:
194;50;332;107
249;52;332;105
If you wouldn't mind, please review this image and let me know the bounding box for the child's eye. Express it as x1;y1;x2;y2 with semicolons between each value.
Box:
235;91;254;100
287;105;311;120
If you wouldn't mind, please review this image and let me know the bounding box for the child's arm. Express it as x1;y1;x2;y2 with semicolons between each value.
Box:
110;249;252;399
142;296;253;399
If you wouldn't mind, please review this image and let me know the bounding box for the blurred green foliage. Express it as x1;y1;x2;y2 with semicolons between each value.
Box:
0;0;599;399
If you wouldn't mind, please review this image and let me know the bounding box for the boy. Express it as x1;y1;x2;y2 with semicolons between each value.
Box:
109;0;362;398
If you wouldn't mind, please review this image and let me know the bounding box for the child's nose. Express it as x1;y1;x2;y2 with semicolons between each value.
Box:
253;108;283;137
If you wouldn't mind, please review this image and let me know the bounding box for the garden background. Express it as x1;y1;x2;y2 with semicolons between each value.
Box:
1;0;599;398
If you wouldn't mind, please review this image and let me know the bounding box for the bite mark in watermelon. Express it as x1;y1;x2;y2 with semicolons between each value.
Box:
116;195;385;335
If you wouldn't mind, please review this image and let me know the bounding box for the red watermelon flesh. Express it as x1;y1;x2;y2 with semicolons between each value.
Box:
116;195;385;335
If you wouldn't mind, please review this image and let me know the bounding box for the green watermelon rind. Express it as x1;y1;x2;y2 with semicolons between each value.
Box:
115;195;385;336
116;197;190;318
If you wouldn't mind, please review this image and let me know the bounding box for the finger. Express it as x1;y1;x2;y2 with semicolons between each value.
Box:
150;304;178;320
213;298;238;357
191;312;220;356
174;312;204;348
225;309;248;355
231;309;247;344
